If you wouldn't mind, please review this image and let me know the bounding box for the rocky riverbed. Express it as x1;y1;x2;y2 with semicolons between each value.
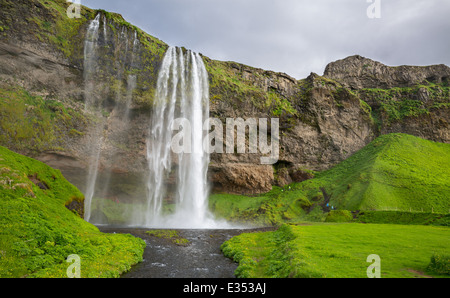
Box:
99;227;272;278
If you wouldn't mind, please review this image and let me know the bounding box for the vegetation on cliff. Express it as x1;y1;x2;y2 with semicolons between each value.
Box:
311;133;449;212
204;59;298;120
0;146;145;277
1;0;168;110
356;82;450;126
0;84;89;156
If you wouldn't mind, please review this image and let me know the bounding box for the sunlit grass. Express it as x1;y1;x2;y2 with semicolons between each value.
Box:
222;223;450;278
0;146;145;278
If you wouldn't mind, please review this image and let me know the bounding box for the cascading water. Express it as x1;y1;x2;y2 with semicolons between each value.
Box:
82;15;230;228
83;14;140;223
83;14;101;221
144;46;218;228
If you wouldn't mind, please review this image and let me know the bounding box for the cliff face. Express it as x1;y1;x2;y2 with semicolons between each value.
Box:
324;55;450;89
0;0;448;196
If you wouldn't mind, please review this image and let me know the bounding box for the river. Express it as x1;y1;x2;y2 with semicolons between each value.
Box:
99;227;271;278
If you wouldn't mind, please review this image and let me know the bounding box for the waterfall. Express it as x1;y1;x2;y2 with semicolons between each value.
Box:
83;14;101;221
82;14;139;223
82;15;229;228
102;15;108;44
144;46;215;228
123;31;139;121
83;14;100;110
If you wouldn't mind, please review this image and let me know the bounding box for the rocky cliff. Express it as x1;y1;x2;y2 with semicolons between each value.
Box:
0;0;449;197
324;55;450;89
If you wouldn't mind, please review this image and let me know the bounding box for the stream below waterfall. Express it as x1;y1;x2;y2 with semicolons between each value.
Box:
99;227;272;278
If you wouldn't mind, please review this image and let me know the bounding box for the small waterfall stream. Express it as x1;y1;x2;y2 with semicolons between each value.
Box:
83;14;101;222
82;14;140;223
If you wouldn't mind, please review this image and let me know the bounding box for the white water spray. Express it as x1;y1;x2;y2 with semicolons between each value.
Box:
83;14;140;223
144;46;224;228
83;14;101;221
83;14;100;111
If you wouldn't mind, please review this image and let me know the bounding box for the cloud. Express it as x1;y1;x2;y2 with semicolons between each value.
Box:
82;0;450;79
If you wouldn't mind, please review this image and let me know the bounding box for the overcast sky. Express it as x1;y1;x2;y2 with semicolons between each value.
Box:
81;0;450;79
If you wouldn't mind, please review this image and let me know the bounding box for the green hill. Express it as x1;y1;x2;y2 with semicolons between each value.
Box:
315;133;450;212
0;146;145;278
210;133;450;225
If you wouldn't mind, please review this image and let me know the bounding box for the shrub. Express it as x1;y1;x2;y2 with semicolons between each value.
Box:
325;210;353;222
427;254;450;275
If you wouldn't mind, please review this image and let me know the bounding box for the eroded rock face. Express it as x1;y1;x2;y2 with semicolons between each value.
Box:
282;76;375;169
207;71;376;193
324;55;450;89
227;62;298;98
0;42;84;103
209;163;274;195
381;108;450;143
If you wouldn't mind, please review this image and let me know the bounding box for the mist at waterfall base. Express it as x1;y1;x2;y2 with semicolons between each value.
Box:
82;15;235;229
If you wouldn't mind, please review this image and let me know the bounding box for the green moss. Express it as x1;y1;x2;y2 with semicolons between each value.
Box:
35;0;93;61
357;82;450;125
209;194;269;225
268;91;298;117
204;59;297;118
0;146;145;278
209;184;323;226
359;99;372;115
0;85;89;155
427;254;450;275
325;210;353;222
315;133;450;213
69;128;84;137
145;230;190;246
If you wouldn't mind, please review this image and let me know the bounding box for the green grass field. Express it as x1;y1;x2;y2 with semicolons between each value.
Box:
0;146;145;278
221;223;450;278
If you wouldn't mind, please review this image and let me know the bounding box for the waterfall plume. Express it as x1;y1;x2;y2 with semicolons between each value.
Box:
144;46;218;228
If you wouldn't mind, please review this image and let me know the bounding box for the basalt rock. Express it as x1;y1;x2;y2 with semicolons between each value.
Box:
209;163;274;195
324;55;450;89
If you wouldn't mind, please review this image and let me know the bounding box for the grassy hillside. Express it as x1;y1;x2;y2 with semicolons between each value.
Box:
0;146;145;278
209;133;450;225
221;223;450;278
315;133;449;212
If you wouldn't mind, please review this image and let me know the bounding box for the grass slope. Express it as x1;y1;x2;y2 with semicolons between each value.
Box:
0;146;145;278
221;223;450;278
316;133;450;212
209;133;450;226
